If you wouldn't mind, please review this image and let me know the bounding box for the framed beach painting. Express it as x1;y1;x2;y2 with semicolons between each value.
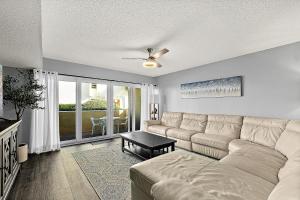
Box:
180;76;242;98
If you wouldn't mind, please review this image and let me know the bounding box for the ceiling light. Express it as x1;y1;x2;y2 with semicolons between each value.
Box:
143;59;158;69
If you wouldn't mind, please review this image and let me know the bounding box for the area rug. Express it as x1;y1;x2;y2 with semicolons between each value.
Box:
72;144;141;200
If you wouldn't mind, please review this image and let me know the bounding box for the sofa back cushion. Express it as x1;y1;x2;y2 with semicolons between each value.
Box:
180;113;207;132
241;117;287;148
205;114;243;139
220;145;286;184
161;112;183;128
275;120;300;158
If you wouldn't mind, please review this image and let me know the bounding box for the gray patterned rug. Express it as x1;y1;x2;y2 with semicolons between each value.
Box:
72;144;141;200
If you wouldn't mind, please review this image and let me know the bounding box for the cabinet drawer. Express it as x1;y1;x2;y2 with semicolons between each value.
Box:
10;130;17;171
2;134;11;195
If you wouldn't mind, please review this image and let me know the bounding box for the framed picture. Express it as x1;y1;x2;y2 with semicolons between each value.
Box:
180;76;242;98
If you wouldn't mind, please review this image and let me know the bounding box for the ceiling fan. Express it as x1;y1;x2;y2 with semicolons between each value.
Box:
122;48;169;68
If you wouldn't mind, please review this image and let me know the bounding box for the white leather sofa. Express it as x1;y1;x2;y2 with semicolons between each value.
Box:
144;112;242;158
132;112;300;200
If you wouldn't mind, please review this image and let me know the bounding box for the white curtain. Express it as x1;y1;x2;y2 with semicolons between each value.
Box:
30;70;60;154
141;84;159;130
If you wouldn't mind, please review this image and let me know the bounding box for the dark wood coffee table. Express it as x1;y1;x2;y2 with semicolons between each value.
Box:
120;131;176;160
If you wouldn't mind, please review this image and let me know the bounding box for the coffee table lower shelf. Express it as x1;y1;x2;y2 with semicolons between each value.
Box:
120;132;176;160
121;142;175;160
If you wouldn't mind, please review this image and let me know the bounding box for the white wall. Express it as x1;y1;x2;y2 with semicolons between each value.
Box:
0;0;42;145
0;0;42;68
156;42;300;119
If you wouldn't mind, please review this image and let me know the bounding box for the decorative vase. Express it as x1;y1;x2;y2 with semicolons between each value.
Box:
17;143;28;163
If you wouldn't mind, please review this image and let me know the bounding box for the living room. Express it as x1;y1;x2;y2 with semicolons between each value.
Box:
0;1;300;200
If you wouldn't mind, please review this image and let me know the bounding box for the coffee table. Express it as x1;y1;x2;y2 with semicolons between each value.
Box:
120;131;176;160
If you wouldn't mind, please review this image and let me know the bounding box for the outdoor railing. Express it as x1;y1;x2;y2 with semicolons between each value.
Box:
59;109;128;141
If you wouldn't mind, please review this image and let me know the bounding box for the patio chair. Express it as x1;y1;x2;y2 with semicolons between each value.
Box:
119;117;128;131
90;117;106;135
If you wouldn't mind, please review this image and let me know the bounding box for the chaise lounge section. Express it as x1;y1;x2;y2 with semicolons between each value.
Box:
133;112;300;200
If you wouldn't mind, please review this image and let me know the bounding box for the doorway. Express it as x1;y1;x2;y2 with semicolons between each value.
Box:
58;76;141;145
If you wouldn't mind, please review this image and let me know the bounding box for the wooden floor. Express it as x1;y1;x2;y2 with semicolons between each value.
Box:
8;139;121;200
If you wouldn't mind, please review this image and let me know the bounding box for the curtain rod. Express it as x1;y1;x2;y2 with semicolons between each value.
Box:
58;73;156;86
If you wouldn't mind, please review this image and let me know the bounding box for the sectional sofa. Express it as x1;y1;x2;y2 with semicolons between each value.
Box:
130;112;300;200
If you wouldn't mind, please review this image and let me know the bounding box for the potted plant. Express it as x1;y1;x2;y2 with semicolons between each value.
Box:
2;69;45;163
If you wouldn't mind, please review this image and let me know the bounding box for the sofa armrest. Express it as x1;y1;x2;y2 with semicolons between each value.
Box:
143;120;161;131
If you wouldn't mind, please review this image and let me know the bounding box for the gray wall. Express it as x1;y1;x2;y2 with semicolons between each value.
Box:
43;58;155;84
156;42;300;119
3;67;31;144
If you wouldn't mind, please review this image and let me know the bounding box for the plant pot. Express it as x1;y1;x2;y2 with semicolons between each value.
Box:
17;143;28;163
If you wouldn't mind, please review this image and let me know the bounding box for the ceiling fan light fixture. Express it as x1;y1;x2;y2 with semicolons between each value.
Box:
143;60;158;68
122;47;168;68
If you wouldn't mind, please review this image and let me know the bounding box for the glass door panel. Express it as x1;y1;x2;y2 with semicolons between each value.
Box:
81;82;108;138
59;81;76;141
113;85;129;134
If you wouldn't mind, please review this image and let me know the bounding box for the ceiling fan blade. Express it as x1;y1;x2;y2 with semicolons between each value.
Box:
121;57;147;61
152;48;169;59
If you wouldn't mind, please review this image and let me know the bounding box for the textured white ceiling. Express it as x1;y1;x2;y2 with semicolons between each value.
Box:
0;0;42;68
42;0;300;77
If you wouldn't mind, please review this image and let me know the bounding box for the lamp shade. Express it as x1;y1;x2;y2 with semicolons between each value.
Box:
143;59;158;68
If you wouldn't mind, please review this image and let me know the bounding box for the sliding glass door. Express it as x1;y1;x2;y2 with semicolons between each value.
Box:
113;85;129;134
81;82;108;138
59;80;77;142
58;76;142;145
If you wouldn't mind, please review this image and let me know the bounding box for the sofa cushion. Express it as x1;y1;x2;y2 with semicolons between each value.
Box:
191;133;232;150
166;128;197;141
167;137;192;151
192;164;275;200
228;139;278;153
143;120;161;131
220;146;287;184
130;150;215;197
151;179;207;200
180;113;207;132
151;163;275;200
161;112;183;128
192;143;228;159
241;116;287;148
148;125;170;136
228;139;255;153
205;114;243;139
275;120;300;158
278;150;300;180
267;170;300;200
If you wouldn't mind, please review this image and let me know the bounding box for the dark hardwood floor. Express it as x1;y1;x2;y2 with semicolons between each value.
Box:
8;139;121;200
